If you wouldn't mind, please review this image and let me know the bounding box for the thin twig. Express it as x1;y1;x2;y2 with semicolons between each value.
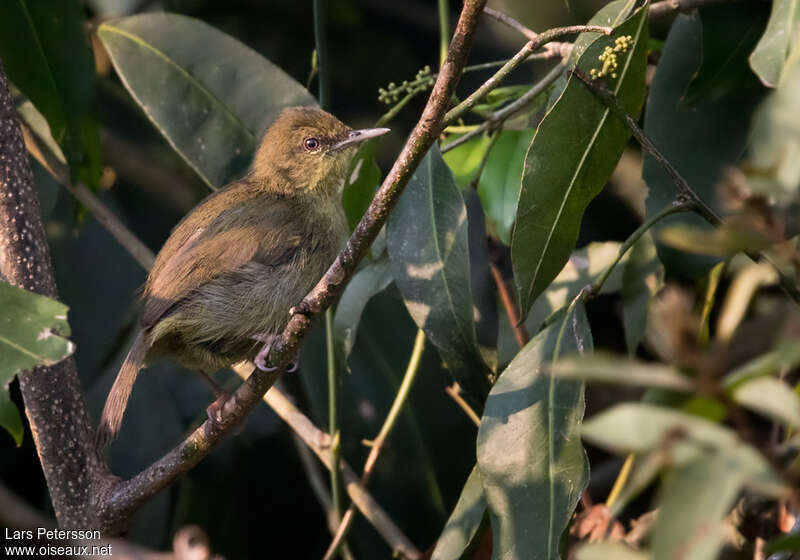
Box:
438;0;450;68
572;69;800;305
252;375;423;559
441;63;563;154
322;329;426;560
444;25;610;124
96;0;489;532
490;260;528;348
445;384;481;426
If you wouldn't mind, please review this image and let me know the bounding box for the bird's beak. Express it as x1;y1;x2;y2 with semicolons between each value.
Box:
332;127;390;151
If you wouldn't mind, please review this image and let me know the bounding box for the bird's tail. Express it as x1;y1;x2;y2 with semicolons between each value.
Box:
96;331;148;450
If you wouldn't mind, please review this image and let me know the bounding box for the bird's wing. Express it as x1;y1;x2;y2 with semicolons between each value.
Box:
141;196;303;331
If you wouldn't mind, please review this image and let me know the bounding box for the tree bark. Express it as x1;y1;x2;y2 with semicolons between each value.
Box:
0;58;113;528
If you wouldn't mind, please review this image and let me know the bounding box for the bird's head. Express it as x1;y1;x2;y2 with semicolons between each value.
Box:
251;106;389;197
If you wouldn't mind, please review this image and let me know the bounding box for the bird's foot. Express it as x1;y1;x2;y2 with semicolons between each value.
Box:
286;357;300;373
252;334;279;372
289;300;313;317
206;391;230;428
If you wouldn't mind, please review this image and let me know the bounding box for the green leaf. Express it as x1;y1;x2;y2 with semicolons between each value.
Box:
342;141;382;232
548;353;694;392
581;403;787;497
98;13;316;189
731;377;800;429
387;147;491;407
622;232;663;355
658;223;773;257
0;389;23;447
333;258;392;366
522;242;627;342
721;342;800;390
0;0;100;186
766;532;800;555
0;282;75;445
642;13;765;278
431;466;488;560
477;129;535;244
574;543;648;560
750;0;800;87
746;49;800;205
512;6;648;317
477;302;592;560
442;133;492;188
652;454;746;560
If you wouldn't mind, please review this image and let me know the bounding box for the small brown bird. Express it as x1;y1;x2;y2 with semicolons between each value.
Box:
97;107;389;448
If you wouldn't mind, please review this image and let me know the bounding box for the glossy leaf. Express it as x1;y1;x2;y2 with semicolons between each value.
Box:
477;303;592;560
387;147;491;407
731;377;800;429
477;129;535;244
581;404;786;496
98;13;316;188
0;283;75;445
642;13;765;277
548;353;694;392
442;133;492;188
342;141;382;232
431;466;488;560
622;232;663;355
750;0;800;87
652;454;745;560
512;6;648;316
333;258;392;365
0;0;100;186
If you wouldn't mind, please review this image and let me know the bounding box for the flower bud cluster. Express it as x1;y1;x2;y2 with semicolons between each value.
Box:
378;66;435;105
589;35;633;80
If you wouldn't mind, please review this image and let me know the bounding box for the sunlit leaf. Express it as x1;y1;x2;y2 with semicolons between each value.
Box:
749;0;800;87
574;542;648;560
442;133;492;188
477;129;535;244
512;6;648;316
622;232;663;355
431;466;487;560
658;223;773;256
477;303;592;560
582;403;787;497
0;0;100;186
548;353;694;392
652;454;746;560
0;283;75;445
731;377;800;429
387;147;491;408
721;342;800;390
98;13;316;188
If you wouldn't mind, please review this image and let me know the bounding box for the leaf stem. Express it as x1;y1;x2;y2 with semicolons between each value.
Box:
444;25;611;124
589;202;695;297
438;0;450;69
313;0;330;109
441;63;564;153
445;384;481;426
322;329;426;560
605;454;635;508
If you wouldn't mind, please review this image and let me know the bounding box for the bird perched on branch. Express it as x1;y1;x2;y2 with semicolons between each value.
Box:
96;107;389;449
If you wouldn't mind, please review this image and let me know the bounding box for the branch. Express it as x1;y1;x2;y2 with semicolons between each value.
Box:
95;0;489;532
444;25;611;124
0;58;115;528
322;329;426;560
572;69;800;305
441;63;564;154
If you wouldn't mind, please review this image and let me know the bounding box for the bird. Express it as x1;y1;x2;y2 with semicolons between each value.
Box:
96;106;389;449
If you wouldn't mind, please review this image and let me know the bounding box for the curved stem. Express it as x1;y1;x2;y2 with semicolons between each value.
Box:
444;25;610;124
322;329;426;560
606;454;635;509
590;202;695;297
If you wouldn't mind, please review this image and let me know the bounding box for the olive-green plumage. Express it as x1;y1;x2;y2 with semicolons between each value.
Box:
97;107;388;448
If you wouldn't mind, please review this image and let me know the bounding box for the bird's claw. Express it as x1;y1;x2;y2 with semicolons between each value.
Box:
254;338;278;372
289;300;313;317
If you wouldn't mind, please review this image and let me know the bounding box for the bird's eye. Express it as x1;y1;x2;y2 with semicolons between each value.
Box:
303;137;320;151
